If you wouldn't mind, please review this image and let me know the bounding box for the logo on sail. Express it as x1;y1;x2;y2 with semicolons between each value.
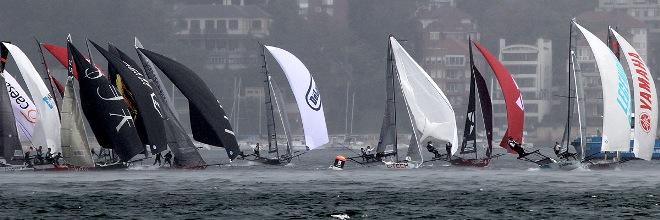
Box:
305;77;322;111
640;112;652;133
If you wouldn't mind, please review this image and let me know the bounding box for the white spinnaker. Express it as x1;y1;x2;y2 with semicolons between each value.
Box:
2;43;61;153
3;70;37;148
265;46;329;150
389;36;459;155
611;28;657;160
573;22;631;152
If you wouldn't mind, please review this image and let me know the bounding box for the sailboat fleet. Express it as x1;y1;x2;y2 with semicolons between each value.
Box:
0;17;656;171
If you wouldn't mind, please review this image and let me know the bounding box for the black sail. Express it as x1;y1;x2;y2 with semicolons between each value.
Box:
134;40;205;167
460;71;477;154
137;48;240;160
91;41;167;154
68;42;143;162
474;66;493;158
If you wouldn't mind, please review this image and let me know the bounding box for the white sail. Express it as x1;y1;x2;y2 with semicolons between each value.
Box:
389;36;459;155
573;22;631;152
610;28;657;160
60;76;94;167
2;70;37;148
2;42;61;153
265;46;329;150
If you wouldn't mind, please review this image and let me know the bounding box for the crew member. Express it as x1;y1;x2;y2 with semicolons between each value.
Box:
361;148;368;162
445;142;452;160
45;148;53;164
52;152;62;166
553;142;562;158
365;146;375;162
508;138;526;158
24;147;33;167
153;152;162;166
425;141;440;159
164;151;173;167
36;146;44;165
253;143;261;158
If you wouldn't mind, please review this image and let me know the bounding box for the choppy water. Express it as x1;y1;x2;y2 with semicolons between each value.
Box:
1;148;660;219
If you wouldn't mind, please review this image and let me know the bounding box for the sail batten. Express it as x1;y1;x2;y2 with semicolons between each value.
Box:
610;28;657;160
574;22;631;152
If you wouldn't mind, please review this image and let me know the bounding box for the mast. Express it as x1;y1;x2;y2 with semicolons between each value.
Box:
562;19;574;151
34;38;60;111
261;44;279;157
607;26;623;162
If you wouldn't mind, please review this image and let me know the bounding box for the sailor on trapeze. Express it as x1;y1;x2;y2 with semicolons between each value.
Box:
507;137;527;158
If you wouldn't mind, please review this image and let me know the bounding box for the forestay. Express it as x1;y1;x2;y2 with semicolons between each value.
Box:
389;36;458;155
3;71;37;147
611;28;657;160
1;42;61;153
265;46;329;150
574;22;631;152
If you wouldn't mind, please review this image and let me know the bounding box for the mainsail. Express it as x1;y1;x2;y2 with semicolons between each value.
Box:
270;79;294;156
610;28;657;160
473;41;524;152
134;38;205;167
69;41;144;162
460;40;494;158
389;36;458;156
137;48;240;160
91;41;167;154
376;41;397;155
265;46;329;150
1;42;61;153
3;71;37;146
474;64;494;158
60;39;95;167
460;59;477;154
574;22;631;152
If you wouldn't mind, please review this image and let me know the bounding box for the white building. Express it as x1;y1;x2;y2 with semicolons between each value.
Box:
494;38;553;137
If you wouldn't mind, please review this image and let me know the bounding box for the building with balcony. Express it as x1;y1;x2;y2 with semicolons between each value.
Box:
297;0;348;27
173;3;271;70
494;38;553;141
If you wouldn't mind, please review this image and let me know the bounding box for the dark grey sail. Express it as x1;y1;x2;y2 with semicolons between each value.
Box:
91;41;167;154
137;48;241;160
261;46;279;155
69;41;144;162
376;41;397;155
134;39;206;168
0;49;22;165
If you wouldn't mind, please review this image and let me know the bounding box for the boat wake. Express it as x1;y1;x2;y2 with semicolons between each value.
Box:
330;214;350;219
128;165;161;171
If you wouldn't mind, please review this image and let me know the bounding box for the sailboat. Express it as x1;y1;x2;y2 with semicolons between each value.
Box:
450;38;501;167
572;21;633;169
473;41;556;168
134;38;206;168
241;44;301;165
340;35;457;169
136;47;242;162
1;42;61;154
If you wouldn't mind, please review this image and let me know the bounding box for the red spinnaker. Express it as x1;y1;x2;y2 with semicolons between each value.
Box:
473;41;524;153
42;43;78;79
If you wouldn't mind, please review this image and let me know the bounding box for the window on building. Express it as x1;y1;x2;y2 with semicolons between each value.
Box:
501;52;537;61
445;69;461;79
190;20;201;33
252;20;262;31
217;20;227;33
327;7;334;16
322;0;333;5
228;20;239;30
516;78;535;88
299;0;309;8
445;55;465;66
430;32;440;40
315;7;323;13
506;65;536;75
205;39;216;50
205;20;216;33
448;83;461;93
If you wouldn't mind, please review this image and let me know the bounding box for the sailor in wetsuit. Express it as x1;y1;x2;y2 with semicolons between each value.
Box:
24;147;33;167
508;138;526;158
425;141;441;159
445;142;452;160
153;152;162;166
164;151;173;167
364;146;375;162
253;143;261;159
52;152;62;166
553;142;562;158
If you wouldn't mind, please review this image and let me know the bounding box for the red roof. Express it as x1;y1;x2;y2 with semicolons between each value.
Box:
577;10;645;30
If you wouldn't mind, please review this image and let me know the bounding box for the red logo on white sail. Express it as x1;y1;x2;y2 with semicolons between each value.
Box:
640;112;652;133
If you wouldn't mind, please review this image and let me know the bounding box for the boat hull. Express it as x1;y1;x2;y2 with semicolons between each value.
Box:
450;158;490;167
573;136;660;159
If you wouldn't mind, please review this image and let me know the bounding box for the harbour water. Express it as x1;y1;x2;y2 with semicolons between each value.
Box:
1;148;659;219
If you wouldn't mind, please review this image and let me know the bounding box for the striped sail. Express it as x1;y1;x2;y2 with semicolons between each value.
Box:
2;43;61;153
610;28;657;160
574;22;631;152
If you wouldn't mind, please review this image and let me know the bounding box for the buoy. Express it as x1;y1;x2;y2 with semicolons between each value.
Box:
332;155;347;169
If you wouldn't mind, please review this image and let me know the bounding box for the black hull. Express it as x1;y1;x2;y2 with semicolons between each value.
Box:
450;158;490;167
